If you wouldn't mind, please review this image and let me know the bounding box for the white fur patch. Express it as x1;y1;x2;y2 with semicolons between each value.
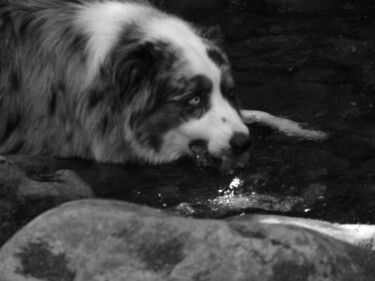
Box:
74;2;151;83
143;14;249;161
145;17;208;72
158;89;249;162
75;1;249;163
167;95;249;159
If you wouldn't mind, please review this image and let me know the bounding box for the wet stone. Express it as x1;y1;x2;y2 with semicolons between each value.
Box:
0;155;94;246
1;200;375;281
0;155;94;201
3;155;58;176
15;241;75;281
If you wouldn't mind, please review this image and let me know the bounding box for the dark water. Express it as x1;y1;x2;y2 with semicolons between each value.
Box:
2;6;375;248
52;6;375;224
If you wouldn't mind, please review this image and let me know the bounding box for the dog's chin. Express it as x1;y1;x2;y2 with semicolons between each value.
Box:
189;141;249;173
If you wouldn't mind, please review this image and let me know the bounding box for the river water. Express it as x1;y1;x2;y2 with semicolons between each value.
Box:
56;5;375;224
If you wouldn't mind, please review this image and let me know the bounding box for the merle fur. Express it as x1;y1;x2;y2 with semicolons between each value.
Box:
0;0;236;163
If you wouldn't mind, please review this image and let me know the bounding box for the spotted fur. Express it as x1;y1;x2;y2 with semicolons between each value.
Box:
0;0;250;165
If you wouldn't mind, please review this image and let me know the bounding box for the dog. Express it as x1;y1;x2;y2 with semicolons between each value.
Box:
0;0;252;168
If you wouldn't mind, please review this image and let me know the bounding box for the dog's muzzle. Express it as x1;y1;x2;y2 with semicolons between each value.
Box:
189;132;251;172
229;132;251;155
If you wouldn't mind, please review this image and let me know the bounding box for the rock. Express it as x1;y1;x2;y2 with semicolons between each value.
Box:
1;199;375;281
0;156;94;201
17;170;94;201
3;155;58;176
243;214;375;251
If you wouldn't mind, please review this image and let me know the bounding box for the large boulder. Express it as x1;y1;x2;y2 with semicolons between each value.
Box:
1;199;375;281
0;155;95;246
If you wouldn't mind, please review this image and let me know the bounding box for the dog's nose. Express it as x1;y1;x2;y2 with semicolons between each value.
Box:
229;132;251;154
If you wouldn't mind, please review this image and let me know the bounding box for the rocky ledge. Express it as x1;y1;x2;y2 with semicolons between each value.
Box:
1;199;375;281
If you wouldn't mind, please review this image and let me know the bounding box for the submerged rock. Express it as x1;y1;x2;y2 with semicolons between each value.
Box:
0;155;94;201
0;199;374;281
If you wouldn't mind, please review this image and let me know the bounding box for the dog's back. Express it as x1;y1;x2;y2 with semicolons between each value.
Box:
1;0;96;157
0;0;250;166
0;0;158;160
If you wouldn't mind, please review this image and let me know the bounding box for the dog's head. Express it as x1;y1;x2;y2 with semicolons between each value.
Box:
110;15;250;168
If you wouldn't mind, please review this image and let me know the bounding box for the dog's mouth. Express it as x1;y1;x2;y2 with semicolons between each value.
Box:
189;140;218;168
189;140;249;173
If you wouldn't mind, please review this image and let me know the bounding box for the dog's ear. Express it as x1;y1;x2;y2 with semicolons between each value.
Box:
201;25;224;45
111;41;170;98
112;41;155;91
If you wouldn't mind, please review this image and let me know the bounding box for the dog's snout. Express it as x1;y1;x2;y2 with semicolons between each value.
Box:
229;132;251;154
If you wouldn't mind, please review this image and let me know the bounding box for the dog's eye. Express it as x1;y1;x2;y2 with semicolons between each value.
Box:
188;95;201;107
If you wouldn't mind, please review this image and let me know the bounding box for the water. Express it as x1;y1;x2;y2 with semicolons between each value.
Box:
2;4;375;248
53;6;375;224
